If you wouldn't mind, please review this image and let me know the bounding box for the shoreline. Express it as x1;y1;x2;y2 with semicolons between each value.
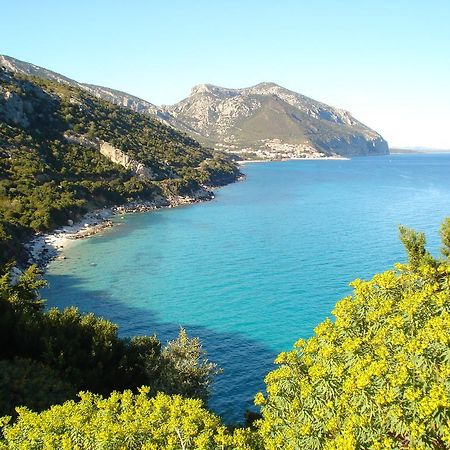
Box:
23;154;348;270
24;187;216;270
237;155;350;165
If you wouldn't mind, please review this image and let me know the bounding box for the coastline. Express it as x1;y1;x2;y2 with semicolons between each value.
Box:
24;187;216;270
23;154;353;271
237;155;350;165
23;154;349;270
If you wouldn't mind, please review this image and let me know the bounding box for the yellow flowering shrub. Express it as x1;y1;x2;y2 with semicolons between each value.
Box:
257;224;450;449
0;387;260;450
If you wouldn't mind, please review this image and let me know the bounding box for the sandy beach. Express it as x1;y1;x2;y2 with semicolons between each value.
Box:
24;189;215;270
24;208;115;268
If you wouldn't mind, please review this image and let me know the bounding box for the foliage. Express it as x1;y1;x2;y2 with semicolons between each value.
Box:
256;221;450;449
157;327;220;401
0;265;45;314
0;358;76;418
0;388;261;450
440;218;450;259
398;225;434;269
0;267;218;416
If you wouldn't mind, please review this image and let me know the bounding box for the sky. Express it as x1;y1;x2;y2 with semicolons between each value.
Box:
1;0;449;148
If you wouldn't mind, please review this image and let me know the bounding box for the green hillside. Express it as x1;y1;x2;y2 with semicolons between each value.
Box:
0;68;239;265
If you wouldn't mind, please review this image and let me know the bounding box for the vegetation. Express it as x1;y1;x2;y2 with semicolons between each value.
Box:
0;68;239;265
0;389;260;450
2;67;450;449
0;358;76;419
256;223;450;449
0;267;217;418
2;221;450;448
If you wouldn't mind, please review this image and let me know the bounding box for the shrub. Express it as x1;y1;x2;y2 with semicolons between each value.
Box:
0;388;260;450
257;222;450;449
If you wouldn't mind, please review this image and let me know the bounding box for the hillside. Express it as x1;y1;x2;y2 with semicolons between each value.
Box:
0;67;240;265
0;55;162;117
0;55;389;159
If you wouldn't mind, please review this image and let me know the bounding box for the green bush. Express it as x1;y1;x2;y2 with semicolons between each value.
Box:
0;267;218;416
0;358;76;418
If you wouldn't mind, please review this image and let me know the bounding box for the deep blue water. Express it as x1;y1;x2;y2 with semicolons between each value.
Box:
43;153;450;423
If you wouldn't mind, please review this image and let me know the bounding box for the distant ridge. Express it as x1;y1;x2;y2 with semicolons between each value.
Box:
162;82;389;159
0;55;389;159
0;55;162;117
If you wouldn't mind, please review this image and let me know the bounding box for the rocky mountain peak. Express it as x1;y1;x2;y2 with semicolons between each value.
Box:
189;82;281;98
189;83;239;99
190;84;214;95
254;81;279;88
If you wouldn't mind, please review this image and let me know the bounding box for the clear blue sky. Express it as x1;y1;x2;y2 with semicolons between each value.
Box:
2;0;449;148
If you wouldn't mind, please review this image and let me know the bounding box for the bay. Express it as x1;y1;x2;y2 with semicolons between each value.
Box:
43;153;450;423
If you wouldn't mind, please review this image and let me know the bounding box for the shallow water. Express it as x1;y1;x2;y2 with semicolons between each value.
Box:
43;153;450;422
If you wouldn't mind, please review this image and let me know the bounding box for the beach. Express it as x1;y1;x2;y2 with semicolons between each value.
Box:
24;188;215;270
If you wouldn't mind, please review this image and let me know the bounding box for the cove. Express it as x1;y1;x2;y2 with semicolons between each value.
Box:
43;153;450;423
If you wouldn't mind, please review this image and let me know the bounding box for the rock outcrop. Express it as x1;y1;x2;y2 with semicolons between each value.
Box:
99;142;155;180
0;88;31;128
63;133;156;180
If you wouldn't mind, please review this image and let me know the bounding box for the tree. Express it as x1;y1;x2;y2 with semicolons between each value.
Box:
0;265;45;316
0;358;75;418
158;327;220;402
440;217;450;259
0;267;221;417
398;225;433;269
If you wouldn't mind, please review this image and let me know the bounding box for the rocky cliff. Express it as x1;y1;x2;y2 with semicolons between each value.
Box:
0;55;161;116
98;141;156;179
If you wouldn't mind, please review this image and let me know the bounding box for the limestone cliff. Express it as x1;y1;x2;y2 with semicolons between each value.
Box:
99;142;155;180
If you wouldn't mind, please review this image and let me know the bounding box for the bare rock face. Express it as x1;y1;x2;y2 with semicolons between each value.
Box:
99;142;156;179
63;132;156;180
0;88;31;128
0;68;59;131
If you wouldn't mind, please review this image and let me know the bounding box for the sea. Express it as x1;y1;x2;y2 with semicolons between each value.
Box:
43;153;450;423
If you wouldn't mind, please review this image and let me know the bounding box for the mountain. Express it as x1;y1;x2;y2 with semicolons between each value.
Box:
162;83;389;159
0;65;239;265
0;55;389;159
0;55;162;117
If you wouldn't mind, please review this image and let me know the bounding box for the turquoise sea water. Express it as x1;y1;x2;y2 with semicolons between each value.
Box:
43;153;450;423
